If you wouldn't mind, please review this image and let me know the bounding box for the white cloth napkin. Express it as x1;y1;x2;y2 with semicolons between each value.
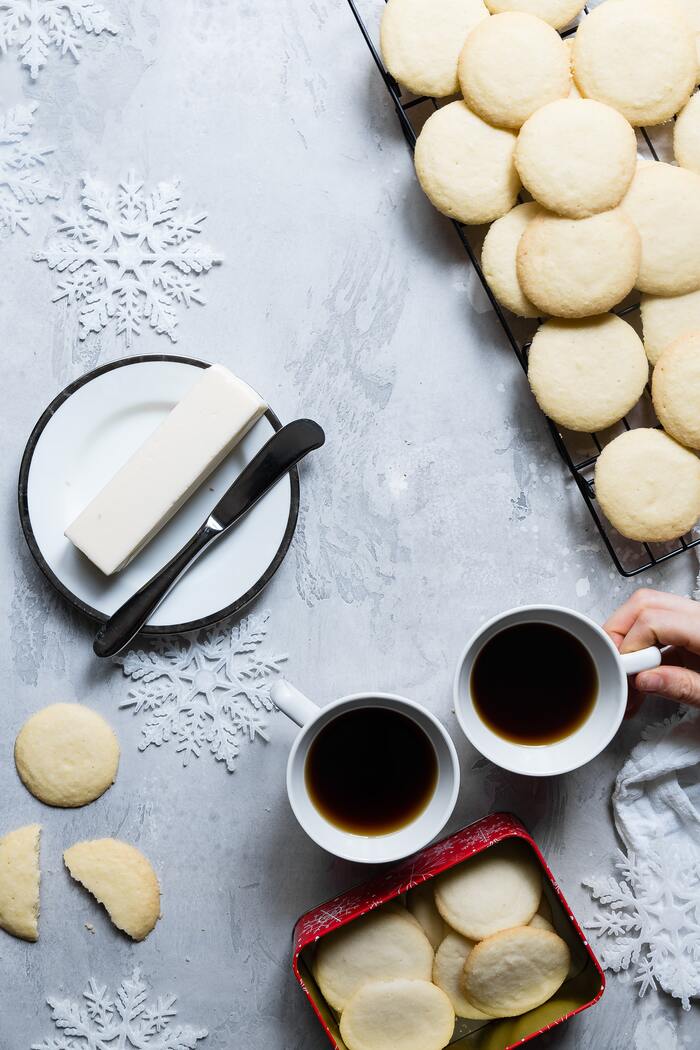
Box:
584;710;700;1009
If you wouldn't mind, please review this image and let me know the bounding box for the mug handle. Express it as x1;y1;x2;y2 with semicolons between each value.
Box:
619;645;663;675
271;678;320;727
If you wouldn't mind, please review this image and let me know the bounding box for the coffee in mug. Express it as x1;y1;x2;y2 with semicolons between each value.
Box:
471;622;598;746
304;706;438;835
454;605;663;777
271;681;460;863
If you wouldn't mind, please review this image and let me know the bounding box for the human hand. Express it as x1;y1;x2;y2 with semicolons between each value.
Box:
604;588;700;713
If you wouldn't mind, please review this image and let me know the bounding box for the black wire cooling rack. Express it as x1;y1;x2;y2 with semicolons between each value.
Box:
347;0;700;577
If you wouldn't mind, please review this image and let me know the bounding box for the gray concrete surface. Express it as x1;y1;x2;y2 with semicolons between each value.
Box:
0;1;696;1046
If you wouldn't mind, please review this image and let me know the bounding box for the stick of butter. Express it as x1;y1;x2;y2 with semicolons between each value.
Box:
65;364;267;575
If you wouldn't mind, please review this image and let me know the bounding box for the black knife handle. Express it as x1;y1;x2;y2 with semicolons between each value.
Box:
93;418;325;658
214;418;325;525
92;522;218;658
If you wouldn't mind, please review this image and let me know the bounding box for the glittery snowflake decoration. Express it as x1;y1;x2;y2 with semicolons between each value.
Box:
35;171;222;345
116;612;287;772
0;0;118;80
583;845;700;1010
32;968;208;1049
0;102;58;235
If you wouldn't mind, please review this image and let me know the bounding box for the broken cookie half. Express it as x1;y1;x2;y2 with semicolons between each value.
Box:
0;824;41;942
64;837;160;941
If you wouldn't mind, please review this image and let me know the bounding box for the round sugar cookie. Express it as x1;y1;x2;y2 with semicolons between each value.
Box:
515;98;637;218
484;0;582;30
594;428;700;541
457;12;570;130
536;894;553;924
380;0;489;98
675;92;700;174
652;331;700;448
415;101;520;224
621;162;700;296
463;926;570;1018
566;38;580;98
15;702;120;808
407;882;446;948
675;0;696;78
528;913;579;978
674;0;700;79
527;316;648;432
481;202;542;318
313;907;434;1013
63;838;161;941
572;0;696;126
517;210;640;318
434;841;541;941
529;913;555;932
0;824;40;942
340;980;455;1050
640;290;700;365
433;933;493;1020
394;902;427;934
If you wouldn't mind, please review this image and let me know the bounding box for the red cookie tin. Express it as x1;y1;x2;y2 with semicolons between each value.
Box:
292;812;604;1050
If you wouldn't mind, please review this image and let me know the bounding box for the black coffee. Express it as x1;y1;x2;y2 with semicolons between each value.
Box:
305;707;438;836
471;622;598;745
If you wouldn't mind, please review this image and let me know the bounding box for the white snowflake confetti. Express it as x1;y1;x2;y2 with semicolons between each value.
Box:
115;612;288;772
35;170;223;345
0;0;117;80
31;967;208;1049
583;845;700;1011
0;102;58;235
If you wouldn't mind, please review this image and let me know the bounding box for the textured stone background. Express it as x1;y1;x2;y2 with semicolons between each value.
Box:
0;0;696;1046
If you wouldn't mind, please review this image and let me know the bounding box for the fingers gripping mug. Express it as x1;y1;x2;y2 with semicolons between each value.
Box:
454;605;662;777
271;680;460;863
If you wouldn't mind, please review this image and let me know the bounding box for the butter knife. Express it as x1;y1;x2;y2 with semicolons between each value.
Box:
93;418;325;657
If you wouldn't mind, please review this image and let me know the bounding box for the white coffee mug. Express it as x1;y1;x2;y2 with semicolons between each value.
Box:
271;680;460;863
454;605;662;777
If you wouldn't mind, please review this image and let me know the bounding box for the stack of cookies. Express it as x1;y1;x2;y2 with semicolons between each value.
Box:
381;0;700;546
308;841;575;1050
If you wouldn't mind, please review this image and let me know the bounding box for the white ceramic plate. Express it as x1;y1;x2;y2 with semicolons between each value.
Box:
19;355;299;634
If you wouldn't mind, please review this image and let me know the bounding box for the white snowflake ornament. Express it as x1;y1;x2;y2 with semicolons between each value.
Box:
0;102;58;235
584;846;700;1010
32;968;208;1049
35;171;222;345
116;611;288;772
0;0;118;80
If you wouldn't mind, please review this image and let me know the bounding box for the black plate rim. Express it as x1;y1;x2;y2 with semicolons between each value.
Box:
17;353;300;637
